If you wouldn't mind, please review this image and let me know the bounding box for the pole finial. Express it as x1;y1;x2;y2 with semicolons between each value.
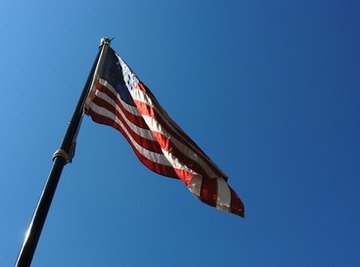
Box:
100;37;113;47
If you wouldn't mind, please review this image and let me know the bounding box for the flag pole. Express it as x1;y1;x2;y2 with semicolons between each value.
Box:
14;38;111;267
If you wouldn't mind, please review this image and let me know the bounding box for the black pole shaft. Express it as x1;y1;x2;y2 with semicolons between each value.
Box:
14;44;104;267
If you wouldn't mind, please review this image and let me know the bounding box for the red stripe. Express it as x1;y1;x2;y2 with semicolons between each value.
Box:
229;187;245;217
91;95;163;154
199;179;245;217
199;178;218;207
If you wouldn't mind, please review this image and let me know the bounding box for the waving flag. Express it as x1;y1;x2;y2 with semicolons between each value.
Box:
85;47;244;217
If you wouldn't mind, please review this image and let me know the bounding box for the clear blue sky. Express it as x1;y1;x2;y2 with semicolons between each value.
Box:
1;1;360;266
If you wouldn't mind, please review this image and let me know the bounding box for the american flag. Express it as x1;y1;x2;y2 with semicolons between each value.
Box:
85;47;244;217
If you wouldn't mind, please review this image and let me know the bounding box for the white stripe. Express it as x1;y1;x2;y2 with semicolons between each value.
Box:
216;178;231;211
94;89;155;141
188;175;203;198
161;149;198;177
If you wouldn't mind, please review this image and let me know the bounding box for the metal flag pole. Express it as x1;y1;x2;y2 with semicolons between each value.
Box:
14;38;111;267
